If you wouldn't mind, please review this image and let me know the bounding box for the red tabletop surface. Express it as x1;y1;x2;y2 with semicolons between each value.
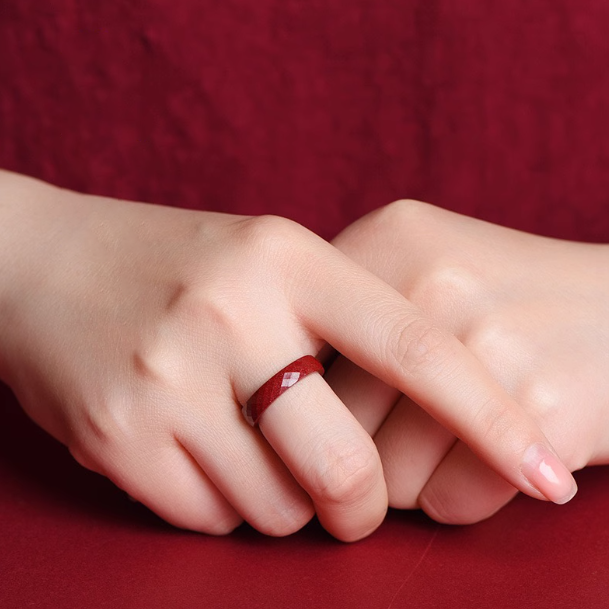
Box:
2;384;609;608
1;1;609;607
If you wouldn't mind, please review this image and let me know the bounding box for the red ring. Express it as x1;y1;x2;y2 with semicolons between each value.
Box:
242;355;325;426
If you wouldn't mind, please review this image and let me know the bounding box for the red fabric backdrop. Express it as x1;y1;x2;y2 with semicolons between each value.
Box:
1;1;608;607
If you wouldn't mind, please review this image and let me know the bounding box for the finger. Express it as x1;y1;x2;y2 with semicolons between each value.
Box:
293;236;577;505
83;442;243;535
325;357;455;510
260;375;387;542
175;399;315;538
419;441;519;524
373;395;455;509
323;355;400;436
233;353;387;543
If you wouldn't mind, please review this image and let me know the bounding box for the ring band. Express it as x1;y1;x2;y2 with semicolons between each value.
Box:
242;355;325;426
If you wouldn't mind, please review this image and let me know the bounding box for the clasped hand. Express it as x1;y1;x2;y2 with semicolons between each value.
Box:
0;173;595;541
329;200;609;524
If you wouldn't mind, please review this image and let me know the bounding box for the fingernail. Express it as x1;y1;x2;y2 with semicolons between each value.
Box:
521;443;577;505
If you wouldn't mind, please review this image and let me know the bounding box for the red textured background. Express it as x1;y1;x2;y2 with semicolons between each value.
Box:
1;1;609;607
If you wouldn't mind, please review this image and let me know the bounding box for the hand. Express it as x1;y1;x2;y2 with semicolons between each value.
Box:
327;200;608;524
0;173;575;540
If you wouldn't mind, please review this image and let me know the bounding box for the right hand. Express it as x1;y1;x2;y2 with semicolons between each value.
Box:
328;200;607;523
0;171;576;540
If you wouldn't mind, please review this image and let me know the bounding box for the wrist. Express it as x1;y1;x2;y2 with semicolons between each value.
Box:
0;171;83;385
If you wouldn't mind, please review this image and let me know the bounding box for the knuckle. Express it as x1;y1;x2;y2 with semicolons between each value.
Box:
307;437;381;507
381;199;432;222
131;344;182;387
464;318;524;392
392;317;450;379
410;263;484;315
196;284;243;338
229;214;313;290
71;392;150;462
465;318;507;354
162;279;248;352
466;317;523;362
169;280;228;326
363;199;433;237
235;214;304;256
518;378;562;426
78;397;133;449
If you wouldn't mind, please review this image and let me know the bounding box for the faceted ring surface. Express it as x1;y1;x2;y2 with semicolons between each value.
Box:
242;355;325;426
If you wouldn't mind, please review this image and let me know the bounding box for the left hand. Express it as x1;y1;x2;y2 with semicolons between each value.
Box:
327;200;609;524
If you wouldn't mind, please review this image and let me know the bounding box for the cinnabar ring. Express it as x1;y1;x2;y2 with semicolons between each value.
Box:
242;355;325;426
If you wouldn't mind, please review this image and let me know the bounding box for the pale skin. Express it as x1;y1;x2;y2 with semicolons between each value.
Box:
328;200;609;524
0;171;579;540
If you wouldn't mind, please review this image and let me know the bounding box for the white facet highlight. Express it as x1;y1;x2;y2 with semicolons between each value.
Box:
281;372;301;388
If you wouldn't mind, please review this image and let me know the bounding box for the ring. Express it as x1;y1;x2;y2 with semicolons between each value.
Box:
242;355;325;426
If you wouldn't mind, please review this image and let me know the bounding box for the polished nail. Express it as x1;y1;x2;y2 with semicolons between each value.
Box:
521;443;577;505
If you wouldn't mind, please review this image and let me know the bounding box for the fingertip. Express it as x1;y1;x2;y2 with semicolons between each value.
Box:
329;515;386;543
246;498;315;538
520;443;578;505
316;500;387;542
417;442;519;525
196;512;245;536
